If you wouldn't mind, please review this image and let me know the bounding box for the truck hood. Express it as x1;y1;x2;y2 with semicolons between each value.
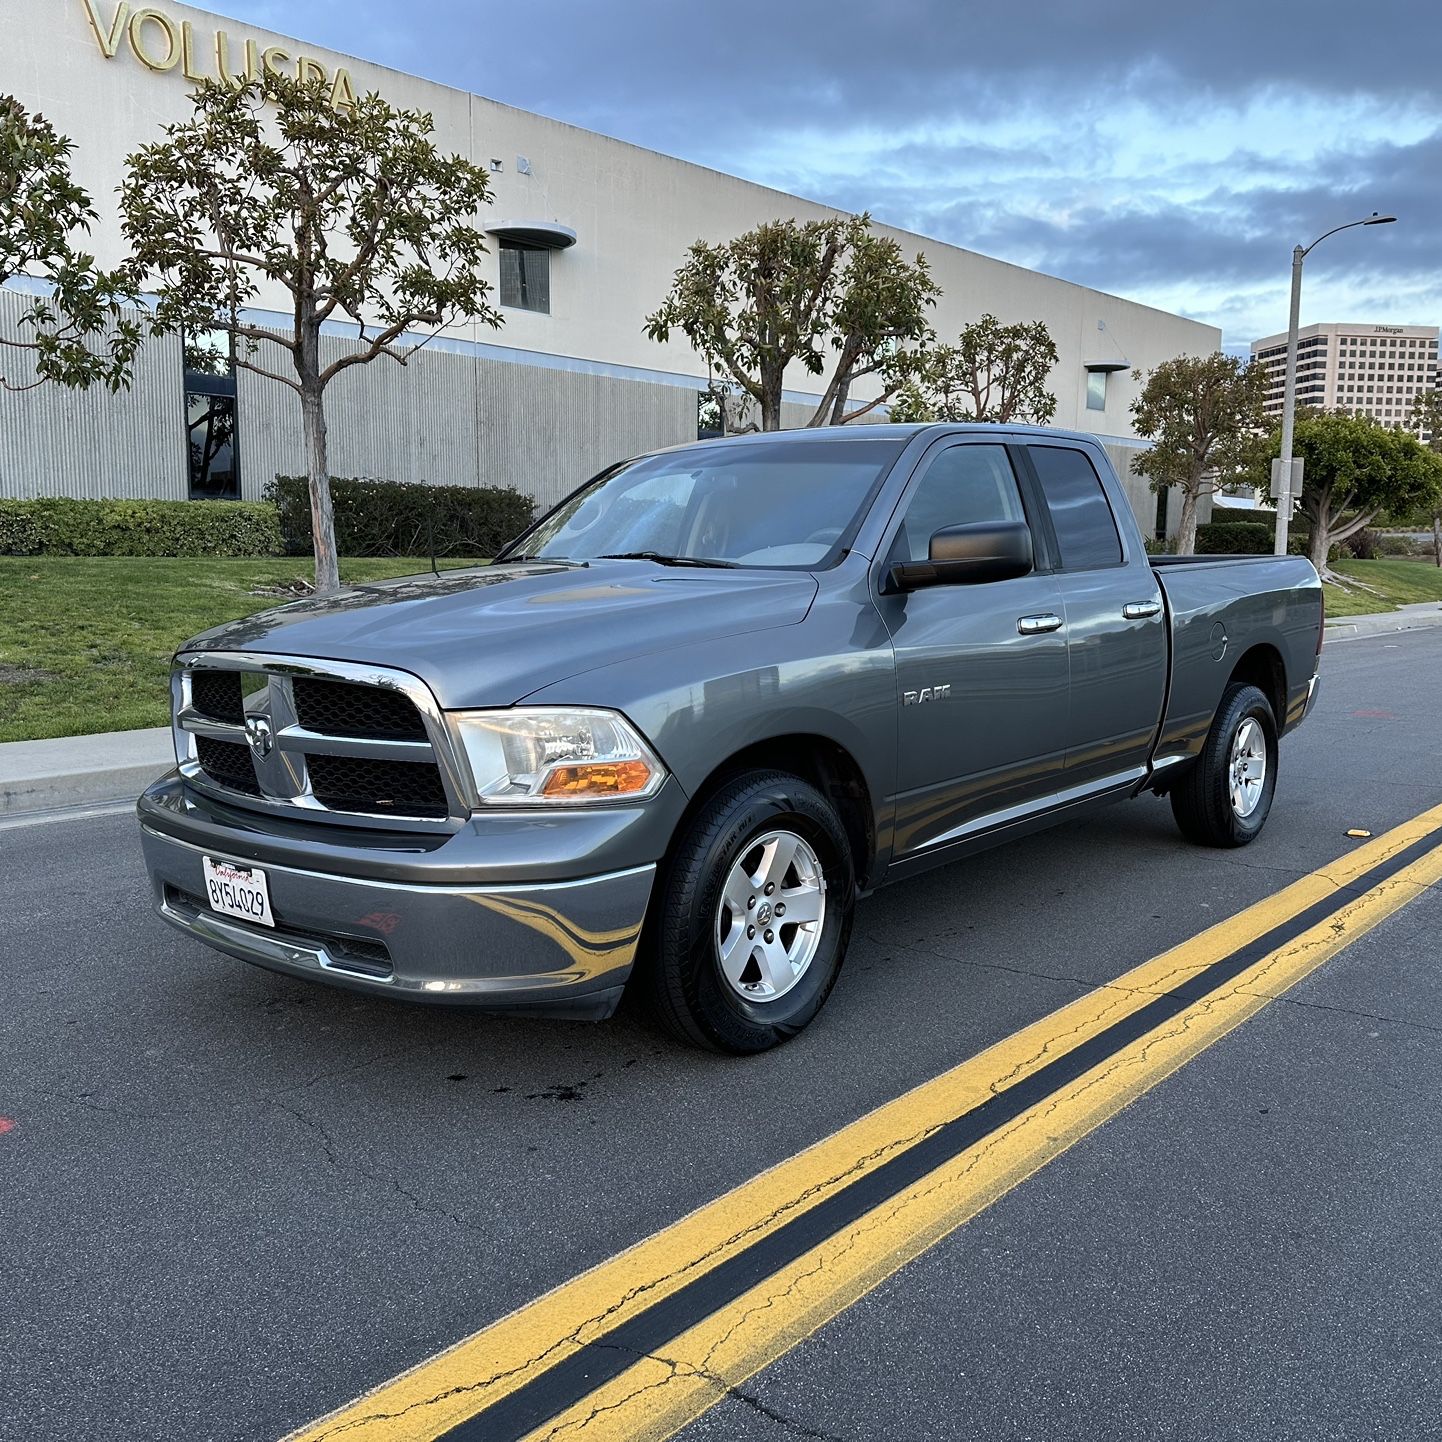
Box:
181;560;820;708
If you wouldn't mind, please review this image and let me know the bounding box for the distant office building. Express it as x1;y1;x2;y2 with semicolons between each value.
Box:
1251;323;1439;441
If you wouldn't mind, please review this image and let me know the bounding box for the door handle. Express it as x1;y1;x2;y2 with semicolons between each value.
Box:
1122;600;1162;619
1017;613;1063;635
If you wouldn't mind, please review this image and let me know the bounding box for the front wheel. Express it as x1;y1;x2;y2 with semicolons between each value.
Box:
643;770;855;1053
1170;682;1279;847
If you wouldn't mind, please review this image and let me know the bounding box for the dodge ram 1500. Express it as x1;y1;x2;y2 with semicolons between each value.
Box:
138;425;1323;1051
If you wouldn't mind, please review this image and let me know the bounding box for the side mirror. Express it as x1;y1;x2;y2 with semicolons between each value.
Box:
889;520;1034;592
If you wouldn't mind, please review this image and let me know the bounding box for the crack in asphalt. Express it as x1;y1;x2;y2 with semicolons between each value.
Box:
862;863;1437;1004
1246;993;1442;1036
723;1387;851;1441
269;1098;480;1236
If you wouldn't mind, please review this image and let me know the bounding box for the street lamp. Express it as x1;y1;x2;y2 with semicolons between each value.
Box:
1272;212;1397;556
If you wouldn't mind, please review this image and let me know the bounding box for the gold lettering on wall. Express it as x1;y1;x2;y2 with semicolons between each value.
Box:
180;21;207;82
331;69;357;112
81;4;362;111
214;29;244;88
128;9;181;71
80;0;129;58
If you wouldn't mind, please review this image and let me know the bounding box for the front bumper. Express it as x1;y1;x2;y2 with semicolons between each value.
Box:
138;772;669;1018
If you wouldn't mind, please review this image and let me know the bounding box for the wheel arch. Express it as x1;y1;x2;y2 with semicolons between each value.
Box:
1227;643;1287;730
677;734;878;890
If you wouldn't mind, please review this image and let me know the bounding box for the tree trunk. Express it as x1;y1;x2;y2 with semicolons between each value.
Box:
756;360;787;431
828;374;851;425
1307;522;1330;576
1174;487;1200;556
301;384;339;593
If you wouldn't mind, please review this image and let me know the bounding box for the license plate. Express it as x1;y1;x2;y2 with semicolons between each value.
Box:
202;855;274;929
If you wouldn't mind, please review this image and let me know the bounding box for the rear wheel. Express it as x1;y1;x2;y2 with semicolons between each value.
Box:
644;770;855;1053
1170;682;1279;847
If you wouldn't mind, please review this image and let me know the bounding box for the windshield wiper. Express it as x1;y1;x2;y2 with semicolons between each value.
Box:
497;554;587;566
596;551;739;568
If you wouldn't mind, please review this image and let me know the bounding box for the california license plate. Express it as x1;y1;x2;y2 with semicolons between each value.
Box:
202;855;274;929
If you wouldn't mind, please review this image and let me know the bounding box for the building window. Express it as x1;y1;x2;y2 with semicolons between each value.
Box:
499;240;550;313
697;391;723;439
183;330;239;500
1086;370;1108;411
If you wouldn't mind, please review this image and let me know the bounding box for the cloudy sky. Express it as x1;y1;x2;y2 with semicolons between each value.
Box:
221;0;1437;350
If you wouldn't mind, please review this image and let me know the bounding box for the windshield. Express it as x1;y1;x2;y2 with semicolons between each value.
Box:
504;437;905;569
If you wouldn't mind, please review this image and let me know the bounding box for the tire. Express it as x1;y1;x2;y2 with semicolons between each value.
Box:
1170;682;1279;847
643;769;855;1053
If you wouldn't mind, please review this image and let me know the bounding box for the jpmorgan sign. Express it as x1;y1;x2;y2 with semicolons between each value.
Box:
80;2;359;111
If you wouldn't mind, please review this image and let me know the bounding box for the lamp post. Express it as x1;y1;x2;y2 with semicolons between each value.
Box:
1272;212;1397;556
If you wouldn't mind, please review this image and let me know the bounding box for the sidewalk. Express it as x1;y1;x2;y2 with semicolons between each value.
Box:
2;600;1440;817
0;726;172;818
1324;599;1442;640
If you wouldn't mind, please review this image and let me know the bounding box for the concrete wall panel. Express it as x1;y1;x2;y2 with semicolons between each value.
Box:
0;292;186;500
236;333;699;509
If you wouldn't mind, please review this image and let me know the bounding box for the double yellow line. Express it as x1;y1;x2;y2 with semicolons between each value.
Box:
285;802;1442;1442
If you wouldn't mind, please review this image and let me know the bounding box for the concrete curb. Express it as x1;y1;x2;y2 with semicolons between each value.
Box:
0;727;173;818
1325;601;1442;640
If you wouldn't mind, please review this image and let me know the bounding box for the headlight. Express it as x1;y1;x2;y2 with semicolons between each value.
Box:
451;707;666;806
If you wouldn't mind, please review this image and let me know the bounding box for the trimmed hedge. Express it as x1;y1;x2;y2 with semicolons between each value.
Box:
267;475;534;558
0;498;282;557
1195;520;1273;555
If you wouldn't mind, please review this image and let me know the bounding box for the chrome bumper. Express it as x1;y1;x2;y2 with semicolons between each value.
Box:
138;777;663;1019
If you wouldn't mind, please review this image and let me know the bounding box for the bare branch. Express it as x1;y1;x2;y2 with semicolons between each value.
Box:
233;355;302;393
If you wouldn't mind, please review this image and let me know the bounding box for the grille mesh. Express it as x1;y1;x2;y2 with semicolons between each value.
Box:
196;735;259;794
306;753;447;817
191;670;245;724
293;678;427;740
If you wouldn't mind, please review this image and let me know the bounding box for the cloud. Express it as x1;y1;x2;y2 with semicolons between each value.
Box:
214;0;1442;345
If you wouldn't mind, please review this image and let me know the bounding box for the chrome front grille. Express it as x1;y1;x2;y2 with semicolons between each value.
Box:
172;652;469;829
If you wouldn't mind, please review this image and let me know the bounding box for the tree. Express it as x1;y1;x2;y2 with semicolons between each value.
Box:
645;214;937;432
1260;410;1442;583
888;314;1059;427
1128;352;1268;556
0;95;142;394
120;74;502;591
1407;389;1442;565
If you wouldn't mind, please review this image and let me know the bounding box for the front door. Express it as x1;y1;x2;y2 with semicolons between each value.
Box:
875;439;1071;858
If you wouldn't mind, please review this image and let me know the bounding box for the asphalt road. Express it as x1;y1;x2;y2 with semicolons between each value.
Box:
2;628;1440;1442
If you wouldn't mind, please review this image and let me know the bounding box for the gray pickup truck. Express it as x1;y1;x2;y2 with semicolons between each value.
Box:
138;425;1323;1052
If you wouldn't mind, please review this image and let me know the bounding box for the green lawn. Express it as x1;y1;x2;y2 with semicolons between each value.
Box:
1324;557;1442;618
0;556;485;743
5;553;1441;743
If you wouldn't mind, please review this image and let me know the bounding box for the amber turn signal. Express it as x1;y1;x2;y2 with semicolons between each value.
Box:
539;760;656;798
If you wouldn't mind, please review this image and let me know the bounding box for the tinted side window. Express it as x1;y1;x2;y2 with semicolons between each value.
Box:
894;445;1025;563
1028;445;1123;569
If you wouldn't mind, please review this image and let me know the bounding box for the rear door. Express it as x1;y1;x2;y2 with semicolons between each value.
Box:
874;437;1070;858
1021;442;1168;787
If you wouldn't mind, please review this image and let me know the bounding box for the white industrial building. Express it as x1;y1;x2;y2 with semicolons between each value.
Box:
2;0;1223;532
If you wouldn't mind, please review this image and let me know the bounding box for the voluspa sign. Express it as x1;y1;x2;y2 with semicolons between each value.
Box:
80;1;359;111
